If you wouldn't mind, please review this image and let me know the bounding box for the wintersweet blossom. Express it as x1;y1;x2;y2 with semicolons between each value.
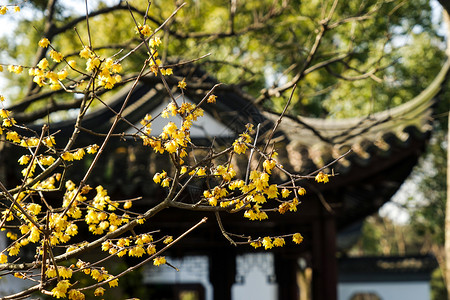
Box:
38;37;50;48
153;256;166;266
292;233;304;244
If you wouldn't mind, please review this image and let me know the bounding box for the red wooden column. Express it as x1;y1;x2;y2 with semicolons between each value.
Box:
275;254;300;300
312;213;337;300
209;248;236;300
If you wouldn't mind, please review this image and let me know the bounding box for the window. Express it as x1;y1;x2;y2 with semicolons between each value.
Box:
147;283;205;300
350;292;381;300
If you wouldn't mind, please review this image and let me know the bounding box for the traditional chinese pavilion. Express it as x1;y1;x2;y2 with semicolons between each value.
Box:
1;60;449;300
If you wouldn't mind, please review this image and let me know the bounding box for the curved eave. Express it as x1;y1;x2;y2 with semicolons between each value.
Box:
267;60;450;175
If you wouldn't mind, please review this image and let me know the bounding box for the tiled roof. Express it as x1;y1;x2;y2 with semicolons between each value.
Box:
2;61;449;235
265;60;450;176
339;255;438;282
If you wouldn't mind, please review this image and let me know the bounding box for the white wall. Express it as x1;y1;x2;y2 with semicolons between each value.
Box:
143;253;279;300
143;255;213;300
0;233;35;297
232;253;278;300
338;281;430;300
126;98;234;138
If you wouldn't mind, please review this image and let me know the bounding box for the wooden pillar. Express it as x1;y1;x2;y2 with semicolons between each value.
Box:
209;248;236;300
312;214;337;300
275;254;299;300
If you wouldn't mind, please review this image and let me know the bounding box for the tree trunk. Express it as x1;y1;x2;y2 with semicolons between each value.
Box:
446;110;450;299
442;7;450;299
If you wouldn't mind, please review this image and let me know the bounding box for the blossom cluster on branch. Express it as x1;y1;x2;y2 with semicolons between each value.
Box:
0;2;333;299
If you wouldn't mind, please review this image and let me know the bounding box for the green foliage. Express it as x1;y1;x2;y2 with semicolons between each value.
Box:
1;0;446;119
431;268;448;300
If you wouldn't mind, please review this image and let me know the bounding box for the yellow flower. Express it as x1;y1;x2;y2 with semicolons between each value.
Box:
137;24;152;36
289;197;299;212
262;237;273;250
57;69;68;80
44;136;56;147
58;266;73;279
29;226;40;243
28;203;42;215
178;78;187;89
101;241;112;252
68;289;85;300
68;60;77;68
273;237;285;247
315;171;329;183
153;256;166;266
79;46;91;59
130;246;145;257
253;194;266;204
0;6;8;15
2;117;16;127
18;155;30;165
37;58;49;70
197;168;206;176
281;188;290;198
49;50;64;62
278;202;289;214
256;211;268;220
163;236;173;244
86;57;101;71
51;280;70;298
149;36;161;48
38;37;50;48
147;244;156;255
265;184;279;199
140;234;152;244
90;269;103;281
86;144;99;154
6;232;17;240
66;223;78;236
6;131;20;143
62;152;74;161
14;6;20;12
108;277;119;288
180;166;188;174
50;83;61;90
40;155;55;166
207;94;217;103
153;171;166;183
165;68;173;75
250;240;262;248
8;65;23;74
208;197;217;206
0;253;7;263
263;159;276;174
73;148;85;160
298;187;306;195
292;233;304;244
0;108;9;118
111;63;122;73
233;142;247;154
94;287;105;297
123;200;132;209
164;140;178;153
162;121;177;137
161;178;171;187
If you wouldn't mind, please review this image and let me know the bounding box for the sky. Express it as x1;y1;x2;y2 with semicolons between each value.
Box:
0;0;112;97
